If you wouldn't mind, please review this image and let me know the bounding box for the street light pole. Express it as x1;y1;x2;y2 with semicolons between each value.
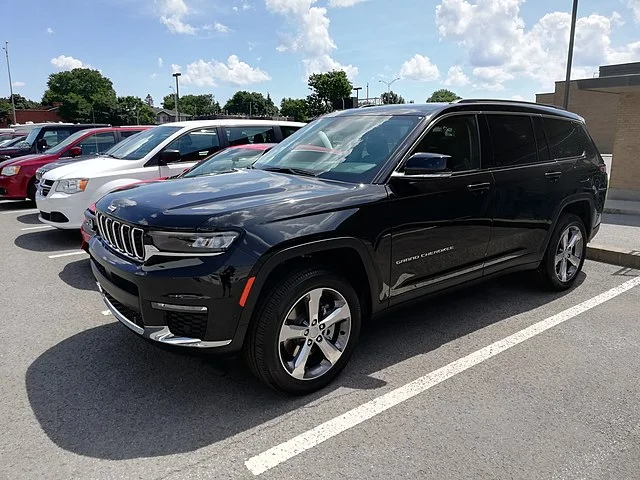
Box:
353;87;362;106
563;0;579;110
378;77;400;103
172;72;181;121
3;42;17;125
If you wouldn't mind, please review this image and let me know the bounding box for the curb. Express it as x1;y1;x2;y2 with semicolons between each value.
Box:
603;207;640;216
587;245;640;270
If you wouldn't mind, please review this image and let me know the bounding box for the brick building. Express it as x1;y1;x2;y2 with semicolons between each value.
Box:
537;62;640;200
1;106;63;127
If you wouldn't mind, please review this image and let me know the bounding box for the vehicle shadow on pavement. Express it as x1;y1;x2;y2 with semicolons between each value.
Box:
0;200;33;211
16;213;43;225
25;271;585;460
14;230;81;252
59;258;99;292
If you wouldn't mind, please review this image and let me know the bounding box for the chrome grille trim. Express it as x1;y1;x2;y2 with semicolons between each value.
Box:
96;212;145;262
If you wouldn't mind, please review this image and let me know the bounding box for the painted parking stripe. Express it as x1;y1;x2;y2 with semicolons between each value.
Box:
20;225;53;231
1;208;39;215
48;251;87;259
245;275;640;476
102;310;112;316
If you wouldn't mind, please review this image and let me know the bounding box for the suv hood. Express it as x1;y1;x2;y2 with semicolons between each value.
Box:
37;154;102;173
96;168;384;230
42;155;134;179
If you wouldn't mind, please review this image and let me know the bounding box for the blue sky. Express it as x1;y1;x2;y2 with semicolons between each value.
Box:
4;0;640;107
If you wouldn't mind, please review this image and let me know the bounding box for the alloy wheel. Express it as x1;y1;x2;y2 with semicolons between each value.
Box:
554;225;584;282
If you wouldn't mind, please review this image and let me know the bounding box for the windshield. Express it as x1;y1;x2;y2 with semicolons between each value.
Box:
107;126;180;160
182;146;272;178
46;130;94;155
253;115;422;183
23;127;43;148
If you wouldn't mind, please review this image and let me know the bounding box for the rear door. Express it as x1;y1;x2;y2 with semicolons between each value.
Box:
158;127;223;177
482;113;560;274
224;125;278;146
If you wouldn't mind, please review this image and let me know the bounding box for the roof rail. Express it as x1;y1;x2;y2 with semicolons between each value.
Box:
454;98;566;111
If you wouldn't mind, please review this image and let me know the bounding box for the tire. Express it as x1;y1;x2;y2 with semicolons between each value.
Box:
538;213;587;291
27;178;37;202
243;267;361;395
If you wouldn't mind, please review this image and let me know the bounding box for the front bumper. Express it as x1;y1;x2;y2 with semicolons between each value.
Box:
35;188;88;229
0;174;27;199
89;235;258;352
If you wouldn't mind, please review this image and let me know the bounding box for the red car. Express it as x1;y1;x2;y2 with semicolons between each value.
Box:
80;143;276;250
0;126;150;201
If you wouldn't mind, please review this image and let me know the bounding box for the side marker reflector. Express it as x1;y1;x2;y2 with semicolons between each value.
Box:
239;277;256;307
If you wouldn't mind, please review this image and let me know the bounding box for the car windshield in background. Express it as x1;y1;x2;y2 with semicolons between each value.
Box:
182;146;272;178
22;127;43;148
107;126;180;160
45;130;93;155
253;115;422;183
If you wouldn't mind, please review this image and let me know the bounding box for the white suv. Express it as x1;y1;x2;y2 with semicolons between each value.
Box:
36;119;305;229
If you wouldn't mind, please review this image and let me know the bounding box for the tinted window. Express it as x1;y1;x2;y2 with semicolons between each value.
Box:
165;128;221;163
42;129;72;148
281;125;302;139
543;118;592;159
78;132;117;155
532;116;550;162
411;114;480;171
226;126;277;146
120;129;144;139
486;115;538;167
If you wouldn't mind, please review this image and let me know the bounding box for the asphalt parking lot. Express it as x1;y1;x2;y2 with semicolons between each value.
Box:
1;199;639;480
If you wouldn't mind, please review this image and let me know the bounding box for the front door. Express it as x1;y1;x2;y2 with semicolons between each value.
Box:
387;113;493;303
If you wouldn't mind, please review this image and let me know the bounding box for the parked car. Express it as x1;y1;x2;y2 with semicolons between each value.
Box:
0;123;110;160
87;101;607;394
0;126;149;201
0;136;26;147
37;120;305;229
79;143;277;251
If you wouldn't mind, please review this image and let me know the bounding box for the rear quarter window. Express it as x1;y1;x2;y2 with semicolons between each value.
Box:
543;118;594;159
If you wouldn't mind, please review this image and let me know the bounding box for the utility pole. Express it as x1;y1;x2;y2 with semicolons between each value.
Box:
3;42;17;125
563;0;579;110
172;72;181;121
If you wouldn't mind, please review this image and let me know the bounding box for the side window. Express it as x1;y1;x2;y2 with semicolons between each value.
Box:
120;130;142;139
165;128;221;163
532;116;551;162
78;132;117;155
543;118;592;159
486;115;538;167
411;114;480;172
226;126;277;146
42;129;72;148
281;126;302;139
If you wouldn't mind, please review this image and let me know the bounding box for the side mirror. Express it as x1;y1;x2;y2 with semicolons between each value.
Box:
68;146;82;157
37;138;48;152
158;149;181;166
403;153;451;176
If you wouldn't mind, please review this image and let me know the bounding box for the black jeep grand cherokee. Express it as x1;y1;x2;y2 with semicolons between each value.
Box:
89;101;608;394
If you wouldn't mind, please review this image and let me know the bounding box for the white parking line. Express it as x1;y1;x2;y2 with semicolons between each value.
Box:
102;310;112;316
48;251;87;259
1;208;38;215
20;225;53;231
245;275;640;476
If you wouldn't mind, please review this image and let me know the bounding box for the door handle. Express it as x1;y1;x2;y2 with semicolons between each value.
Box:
467;182;491;192
545;171;562;181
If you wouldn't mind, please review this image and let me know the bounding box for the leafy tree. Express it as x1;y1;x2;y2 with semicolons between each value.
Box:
223;91;278;116
7;94;40;109
144;94;154;107
381;91;406;105
180;94;221;116
113;96;155;125
426;89;461;103
280;97;308;122
162;94;176;111
42;68;117;123
0;99;11;123
306;70;353;117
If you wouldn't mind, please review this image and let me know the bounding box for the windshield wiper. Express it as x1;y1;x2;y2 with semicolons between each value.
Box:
261;166;318;177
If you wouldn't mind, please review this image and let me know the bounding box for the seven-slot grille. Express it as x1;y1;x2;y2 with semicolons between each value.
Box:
96;212;145;261
39;180;54;197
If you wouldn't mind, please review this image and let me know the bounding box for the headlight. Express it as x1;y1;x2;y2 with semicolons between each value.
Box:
1;166;20;176
55;178;89;194
149;231;240;254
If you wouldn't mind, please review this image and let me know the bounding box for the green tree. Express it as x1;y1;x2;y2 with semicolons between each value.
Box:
306;70;353;117
113;96;155;125
223;91;278;116
162;94;176;111
381;91;406;105
144;94;154;107
0;99;11;124
280;97;308;122
426;89;461;103
42;68;117;123
179;94;221;116
7;94;40;109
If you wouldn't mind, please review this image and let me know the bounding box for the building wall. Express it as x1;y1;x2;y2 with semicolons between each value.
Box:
14;109;63;125
609;93;640;194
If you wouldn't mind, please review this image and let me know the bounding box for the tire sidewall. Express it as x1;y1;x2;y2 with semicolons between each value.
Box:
544;215;587;290
261;271;361;394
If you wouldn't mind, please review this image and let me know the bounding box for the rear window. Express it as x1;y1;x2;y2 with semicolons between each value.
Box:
543;118;593;159
486;114;538;167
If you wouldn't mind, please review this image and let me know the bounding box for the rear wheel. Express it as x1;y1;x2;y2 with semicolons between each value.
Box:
538;214;586;291
244;267;361;395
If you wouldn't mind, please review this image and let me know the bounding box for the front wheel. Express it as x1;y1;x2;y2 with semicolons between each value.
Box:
538;214;587;291
244;268;361;395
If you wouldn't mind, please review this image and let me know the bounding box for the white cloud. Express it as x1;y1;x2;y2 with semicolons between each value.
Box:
46;27;54;34
435;0;640;90
158;0;198;34
50;55;91;70
328;0;366;7
399;54;440;81
178;55;271;86
12;81;25;88
628;0;640;23
158;57;164;67
204;22;231;33
150;73;158;79
444;65;470;86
